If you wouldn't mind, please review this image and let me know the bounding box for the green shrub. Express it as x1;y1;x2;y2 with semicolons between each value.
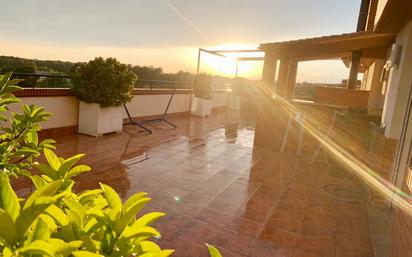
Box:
71;57;137;107
193;74;212;99
0;72;55;177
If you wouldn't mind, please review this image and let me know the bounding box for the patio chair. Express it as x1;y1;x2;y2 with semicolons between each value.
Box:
280;110;307;157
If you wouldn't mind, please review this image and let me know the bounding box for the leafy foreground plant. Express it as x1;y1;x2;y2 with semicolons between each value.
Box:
0;72;55;177
0;149;224;257
0;149;173;257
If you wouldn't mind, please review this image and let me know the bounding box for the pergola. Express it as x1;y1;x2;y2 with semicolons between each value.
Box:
196;48;264;78
259;31;396;99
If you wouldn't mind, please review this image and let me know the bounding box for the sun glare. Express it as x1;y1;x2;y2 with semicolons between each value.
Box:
198;43;263;78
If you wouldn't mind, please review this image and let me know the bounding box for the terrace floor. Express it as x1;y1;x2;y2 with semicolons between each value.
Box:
14;108;386;257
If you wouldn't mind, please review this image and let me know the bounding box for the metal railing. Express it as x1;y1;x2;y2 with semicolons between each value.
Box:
1;73;72;89
134;79;193;90
0;72;231;91
0;73;193;90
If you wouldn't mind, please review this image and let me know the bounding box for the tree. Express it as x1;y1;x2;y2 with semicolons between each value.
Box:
1;64;38;88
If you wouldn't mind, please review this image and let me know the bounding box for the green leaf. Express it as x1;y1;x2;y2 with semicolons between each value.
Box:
44;204;69;226
16;197;55;240
123;192;147;212
1;85;22;94
72;250;103;257
140;241;161;252
39;214;58;232
115;197;151;233
133;212;166;228
206;244;223;257
0;175;21;221
0;209;17;245
65;165;91;179
44;148;61;171
159;249;175;257
50;238;83;256
29;217;50;242
78;189;102;205
121;226;160;239
24;180;63;209
100;183;122;219
2;247;13;257
18;240;54;256
58;154;85;178
64;198;86;223
35;163;58;179
31;175;47;189
26;131;39;145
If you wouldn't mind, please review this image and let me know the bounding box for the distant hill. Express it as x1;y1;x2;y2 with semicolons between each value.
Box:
0;56;74;74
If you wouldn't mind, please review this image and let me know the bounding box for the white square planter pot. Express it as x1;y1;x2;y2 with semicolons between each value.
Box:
78;101;123;137
191;96;212;118
227;94;241;111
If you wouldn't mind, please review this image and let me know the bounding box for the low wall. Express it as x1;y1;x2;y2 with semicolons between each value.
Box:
9;89;229;132
314;87;370;108
8;96;79;130
211;91;230;109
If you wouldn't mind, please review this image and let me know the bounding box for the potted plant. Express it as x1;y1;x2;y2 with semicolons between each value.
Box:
71;57;137;136
228;77;243;111
191;73;213;117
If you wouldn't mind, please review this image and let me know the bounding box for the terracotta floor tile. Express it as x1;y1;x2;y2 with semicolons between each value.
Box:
249;239;292;257
260;227;298;252
267;209;305;233
235;200;272;223
195;208;234;227
181;191;215;207
207;197;248;215
225;216;264;237
210;229;255;256
294;234;335;257
12;110;381;257
301;211;337;236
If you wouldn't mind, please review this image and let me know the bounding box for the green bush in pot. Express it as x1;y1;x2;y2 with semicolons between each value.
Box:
193;73;212;99
71;57;137;107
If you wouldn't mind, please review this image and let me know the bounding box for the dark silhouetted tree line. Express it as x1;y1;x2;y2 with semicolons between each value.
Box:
0;55;198;88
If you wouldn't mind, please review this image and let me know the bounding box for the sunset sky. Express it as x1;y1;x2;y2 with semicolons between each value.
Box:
0;0;361;82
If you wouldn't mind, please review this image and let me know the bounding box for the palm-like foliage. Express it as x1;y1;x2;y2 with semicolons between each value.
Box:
0;149;174;257
0;72;55;176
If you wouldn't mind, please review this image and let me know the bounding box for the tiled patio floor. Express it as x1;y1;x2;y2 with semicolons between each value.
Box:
15;110;374;257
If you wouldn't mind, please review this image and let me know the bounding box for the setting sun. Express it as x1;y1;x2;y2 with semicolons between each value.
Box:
197;43;264;78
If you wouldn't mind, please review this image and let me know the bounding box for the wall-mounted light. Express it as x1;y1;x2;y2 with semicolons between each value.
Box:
389;44;403;68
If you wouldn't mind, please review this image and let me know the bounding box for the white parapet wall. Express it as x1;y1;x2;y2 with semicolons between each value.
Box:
9;91;229;131
8;96;79;130
211;91;230;109
124;93;191;118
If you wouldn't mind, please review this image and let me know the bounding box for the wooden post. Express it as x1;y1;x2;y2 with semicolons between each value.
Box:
286;61;298;99
196;48;201;74
277;58;290;97
347;50;362;89
262;53;277;88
